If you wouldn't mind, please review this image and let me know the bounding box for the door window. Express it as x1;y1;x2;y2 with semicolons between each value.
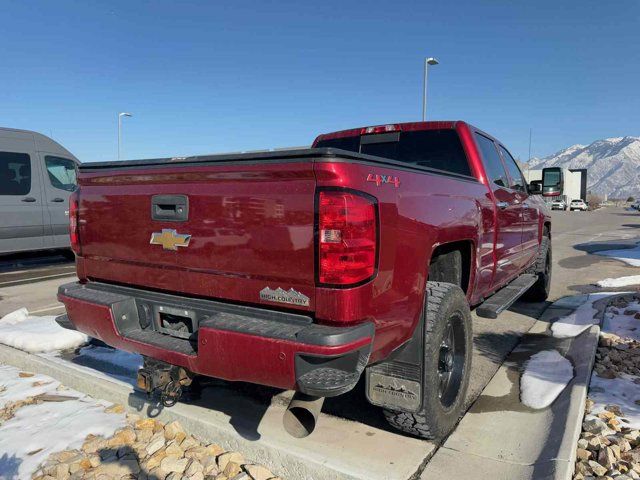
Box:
499;146;526;192
474;134;508;188
45;156;77;192
0;152;31;195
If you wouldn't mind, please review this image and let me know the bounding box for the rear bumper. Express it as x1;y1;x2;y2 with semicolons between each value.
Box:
57;281;373;396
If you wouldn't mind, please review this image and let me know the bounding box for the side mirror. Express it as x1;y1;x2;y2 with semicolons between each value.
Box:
528;181;542;195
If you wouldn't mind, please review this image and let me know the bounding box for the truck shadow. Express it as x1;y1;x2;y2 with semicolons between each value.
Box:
117;301;556;442
126;379;277;442
93;447;163;480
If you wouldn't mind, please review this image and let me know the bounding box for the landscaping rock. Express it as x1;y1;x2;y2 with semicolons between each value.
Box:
244;464;275;480
146;431;166;456
573;301;640;480
34;404;279;480
584;418;609;434
160;455;190;474
218;451;244;471
164;420;187;442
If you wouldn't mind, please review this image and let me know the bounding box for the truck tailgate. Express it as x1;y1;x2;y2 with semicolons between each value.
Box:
77;161;316;311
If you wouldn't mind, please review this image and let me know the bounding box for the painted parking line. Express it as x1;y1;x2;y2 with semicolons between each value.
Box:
29;304;66;315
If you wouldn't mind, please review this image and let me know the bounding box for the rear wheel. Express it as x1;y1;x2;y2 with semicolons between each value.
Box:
61;249;76;260
524;232;551;302
383;282;472;440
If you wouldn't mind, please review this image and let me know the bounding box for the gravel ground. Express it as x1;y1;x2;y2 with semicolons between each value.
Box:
0;374;281;480
31;412;281;480
573;296;640;480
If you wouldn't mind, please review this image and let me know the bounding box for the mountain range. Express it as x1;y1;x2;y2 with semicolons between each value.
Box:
527;136;640;199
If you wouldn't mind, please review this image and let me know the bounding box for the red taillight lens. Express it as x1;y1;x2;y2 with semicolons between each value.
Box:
69;191;80;255
318;190;377;286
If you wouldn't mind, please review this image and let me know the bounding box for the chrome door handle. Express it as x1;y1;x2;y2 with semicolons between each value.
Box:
51;198;65;203
496;201;509;210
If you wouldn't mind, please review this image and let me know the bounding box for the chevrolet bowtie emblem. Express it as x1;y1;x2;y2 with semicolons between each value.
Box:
149;229;191;251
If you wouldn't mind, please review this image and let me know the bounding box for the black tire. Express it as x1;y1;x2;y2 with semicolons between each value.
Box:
524;232;551;302
383;281;472;440
61;249;76;261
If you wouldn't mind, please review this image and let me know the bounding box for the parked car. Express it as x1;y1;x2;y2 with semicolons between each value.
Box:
569;199;589;211
551;199;567;210
0;127;79;255
57;121;552;441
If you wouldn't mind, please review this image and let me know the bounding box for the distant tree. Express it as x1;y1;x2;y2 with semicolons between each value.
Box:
627;196;635;202
587;194;604;210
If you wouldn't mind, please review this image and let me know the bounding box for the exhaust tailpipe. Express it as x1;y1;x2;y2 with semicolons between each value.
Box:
283;392;325;438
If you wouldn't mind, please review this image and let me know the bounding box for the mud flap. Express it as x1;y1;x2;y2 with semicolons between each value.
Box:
365;317;424;413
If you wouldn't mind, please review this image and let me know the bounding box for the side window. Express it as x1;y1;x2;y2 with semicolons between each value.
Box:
474;133;508;188
499;146;525;192
45;156;77;192
0;151;31;195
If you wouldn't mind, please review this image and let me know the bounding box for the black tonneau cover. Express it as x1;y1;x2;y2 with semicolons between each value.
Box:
79;147;477;182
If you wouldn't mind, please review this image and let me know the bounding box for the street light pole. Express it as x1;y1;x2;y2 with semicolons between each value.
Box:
422;57;439;121
118;112;132;160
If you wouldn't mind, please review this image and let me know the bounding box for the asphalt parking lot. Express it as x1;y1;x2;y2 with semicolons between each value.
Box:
0;250;76;316
1;206;639;479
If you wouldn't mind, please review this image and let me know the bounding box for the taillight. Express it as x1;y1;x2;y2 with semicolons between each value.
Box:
317;190;378;286
69;191;80;255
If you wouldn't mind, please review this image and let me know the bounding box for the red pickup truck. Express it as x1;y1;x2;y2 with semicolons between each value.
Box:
57;121;551;440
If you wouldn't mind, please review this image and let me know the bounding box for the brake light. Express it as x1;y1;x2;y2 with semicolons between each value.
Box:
360;124;399;135
69;191;80;255
317;190;377;286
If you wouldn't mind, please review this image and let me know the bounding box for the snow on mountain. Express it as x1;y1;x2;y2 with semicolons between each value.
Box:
528;136;640;198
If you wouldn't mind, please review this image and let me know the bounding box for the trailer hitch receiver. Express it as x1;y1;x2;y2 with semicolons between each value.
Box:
136;358;194;407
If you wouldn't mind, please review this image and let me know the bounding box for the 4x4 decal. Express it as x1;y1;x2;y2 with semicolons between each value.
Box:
367;173;400;187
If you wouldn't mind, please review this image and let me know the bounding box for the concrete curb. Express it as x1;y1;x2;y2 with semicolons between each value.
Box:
420;293;622;480
0;344;432;480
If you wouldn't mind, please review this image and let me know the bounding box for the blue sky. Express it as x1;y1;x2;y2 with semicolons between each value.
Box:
1;0;638;162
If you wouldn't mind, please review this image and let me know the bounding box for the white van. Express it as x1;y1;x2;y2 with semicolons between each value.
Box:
0;127;80;254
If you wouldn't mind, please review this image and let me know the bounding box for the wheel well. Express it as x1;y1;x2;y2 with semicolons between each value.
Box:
543;221;551;238
428;241;472;293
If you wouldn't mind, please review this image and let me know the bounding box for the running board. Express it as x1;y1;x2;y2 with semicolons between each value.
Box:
475;274;537;319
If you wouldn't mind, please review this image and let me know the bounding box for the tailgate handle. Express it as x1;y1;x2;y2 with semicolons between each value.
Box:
151;195;189;222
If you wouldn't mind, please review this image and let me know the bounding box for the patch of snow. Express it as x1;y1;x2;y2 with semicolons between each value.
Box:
0;308;88;353
0;365;61;409
588;373;640;430
595;244;640;267
520;350;575;409
551;298;599;338
603;301;640;342
596;275;640;288
0;364;125;478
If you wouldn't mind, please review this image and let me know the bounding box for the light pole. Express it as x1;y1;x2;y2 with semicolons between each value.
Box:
118;112;132;160
422;57;439;121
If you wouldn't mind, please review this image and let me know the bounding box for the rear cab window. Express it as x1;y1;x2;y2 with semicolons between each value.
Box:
314;129;472;177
